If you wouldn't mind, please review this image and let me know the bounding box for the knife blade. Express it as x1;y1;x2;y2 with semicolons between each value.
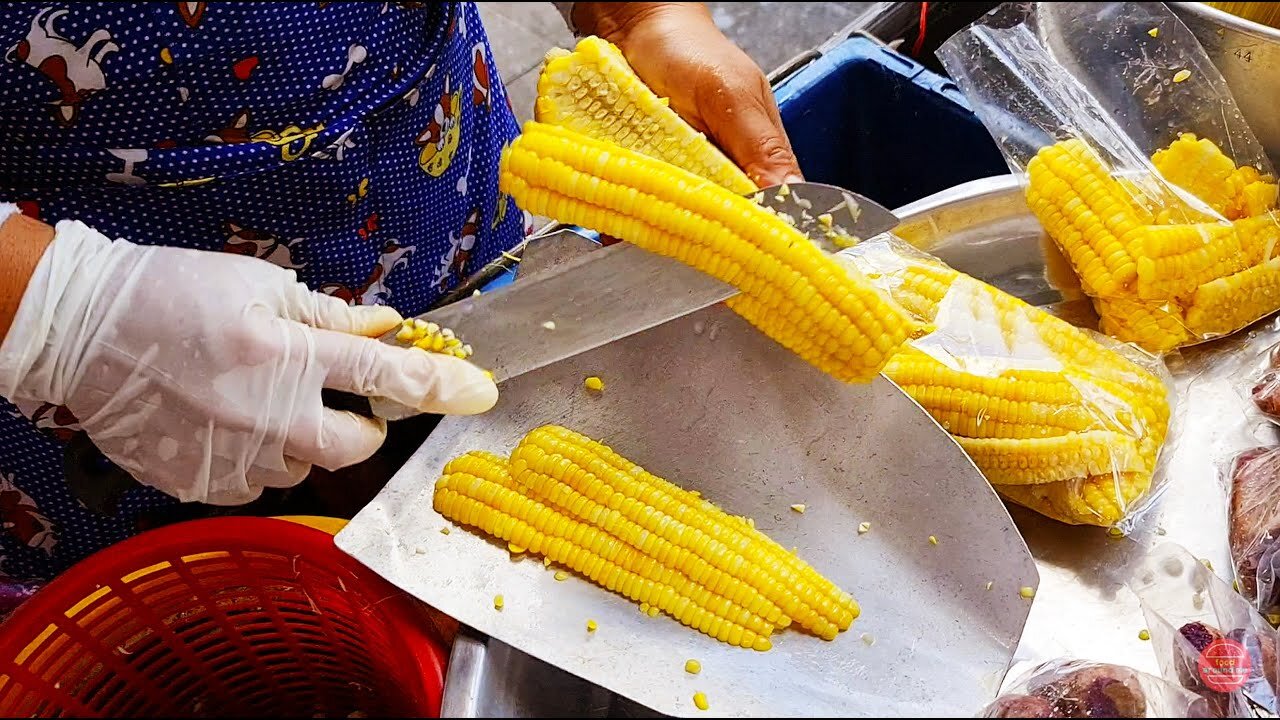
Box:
369;184;898;419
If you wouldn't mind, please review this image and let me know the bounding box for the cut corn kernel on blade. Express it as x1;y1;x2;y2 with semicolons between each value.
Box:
339;272;1035;716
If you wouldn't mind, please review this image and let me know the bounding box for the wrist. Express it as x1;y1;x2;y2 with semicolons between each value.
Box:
573;2;708;43
0;220;128;403
0;212;55;343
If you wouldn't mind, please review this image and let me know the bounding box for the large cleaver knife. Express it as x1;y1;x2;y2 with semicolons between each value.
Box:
370;184;899;419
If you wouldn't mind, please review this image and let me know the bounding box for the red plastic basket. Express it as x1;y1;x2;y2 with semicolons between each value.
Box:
0;517;447;717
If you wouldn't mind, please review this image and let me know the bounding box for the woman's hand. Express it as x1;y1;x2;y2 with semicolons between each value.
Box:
0;216;497;505
575;2;803;187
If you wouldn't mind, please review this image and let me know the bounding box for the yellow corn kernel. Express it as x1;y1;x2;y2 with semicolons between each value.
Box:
514;425;856;638
510;434;789;636
586;619;598;633
1020;586;1036;599
685;659;701;675
693;692;709;711
500;122;921;383
1173;69;1191;82
1139;629;1151;641
535;37;756;194
494;594;505;610
857;522;871;534
1152;133;1240;216
928;535;938;546
584;375;605;392
435;467;776;651
440;527;451;535
394;318;474;360
1186;257;1280;336
995;471;1150;526
957;431;1144;486
1148;27;1159;37
790;503;806;514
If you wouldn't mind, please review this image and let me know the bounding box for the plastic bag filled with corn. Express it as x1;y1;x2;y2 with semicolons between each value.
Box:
432;425;858;650
838;236;1173;528
982;659;1210;718
1131;543;1280;716
939;2;1280;353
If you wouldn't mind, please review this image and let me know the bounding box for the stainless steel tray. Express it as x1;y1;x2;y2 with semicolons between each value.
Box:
433;174;1279;716
336;259;1036;716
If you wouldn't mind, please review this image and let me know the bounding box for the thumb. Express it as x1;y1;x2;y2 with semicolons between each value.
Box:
708;83;803;188
314;328;499;415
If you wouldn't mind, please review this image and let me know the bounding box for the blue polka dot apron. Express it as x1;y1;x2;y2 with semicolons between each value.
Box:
0;1;528;586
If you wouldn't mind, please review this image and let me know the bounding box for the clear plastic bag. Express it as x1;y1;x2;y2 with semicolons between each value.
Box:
1132;543;1279;716
1249;343;1280;423
982;659;1211;717
938;2;1280;354
1225;446;1280;620
837;235;1173;528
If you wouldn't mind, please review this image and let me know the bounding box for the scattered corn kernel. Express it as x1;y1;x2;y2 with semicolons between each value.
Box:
1138;629;1151;641
790;503;806;514
857;521;871;534
1107;526;1125;539
584;376;604;392
554;571;569;581
494;594;505;610
861;632;875;646
1200;558;1214;571
928;535;938;546
543;557;552;568
483;370;494;380
684;659;701;675
1019;586;1036;600
440;527;451;535
985;581;994;591
586;619;598;633
1173;69;1191;83
1148;27;1159;37
541;320;557;330
816;213;834;228
508;542;526;555
693;692;709;711
777;183;791;198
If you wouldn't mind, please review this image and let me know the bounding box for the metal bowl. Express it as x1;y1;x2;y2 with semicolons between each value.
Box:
1172;2;1280;162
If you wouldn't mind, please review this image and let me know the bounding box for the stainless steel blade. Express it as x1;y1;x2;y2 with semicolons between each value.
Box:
369;185;899;419
753;181;898;253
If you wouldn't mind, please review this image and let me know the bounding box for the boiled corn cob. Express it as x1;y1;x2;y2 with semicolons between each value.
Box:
536;37;757;194
500;122;922;383
956;432;1144;486
1186;257;1280;336
433;425;857;650
393;318;473;359
1027;134;1280;350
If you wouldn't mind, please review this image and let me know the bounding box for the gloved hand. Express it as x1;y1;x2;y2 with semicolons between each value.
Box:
0;220;497;505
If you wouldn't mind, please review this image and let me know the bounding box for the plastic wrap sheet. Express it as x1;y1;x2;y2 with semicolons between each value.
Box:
939;2;1280;353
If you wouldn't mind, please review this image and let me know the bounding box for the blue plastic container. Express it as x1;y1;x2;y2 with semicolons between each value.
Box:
773;37;1007;210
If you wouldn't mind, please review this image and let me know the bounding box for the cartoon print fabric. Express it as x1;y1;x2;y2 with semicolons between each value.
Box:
0;1;529;581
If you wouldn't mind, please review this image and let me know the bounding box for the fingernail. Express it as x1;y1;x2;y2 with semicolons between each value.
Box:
783;173;805;184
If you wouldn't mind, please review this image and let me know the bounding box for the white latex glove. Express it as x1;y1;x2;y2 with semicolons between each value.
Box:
0;220;498;505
